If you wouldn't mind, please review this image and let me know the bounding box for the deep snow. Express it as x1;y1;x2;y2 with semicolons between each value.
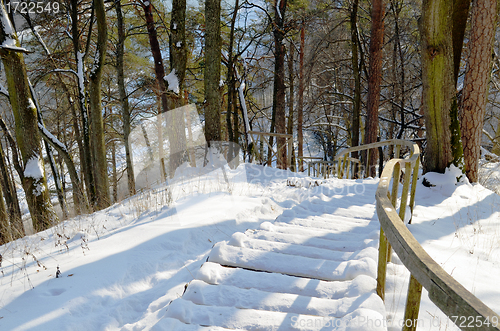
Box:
0;163;499;330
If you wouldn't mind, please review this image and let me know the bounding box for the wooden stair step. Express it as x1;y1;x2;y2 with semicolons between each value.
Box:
207;242;377;281
196;262;378;300
227;232;378;262
245;229;377;252
165;298;386;331
183;280;385;318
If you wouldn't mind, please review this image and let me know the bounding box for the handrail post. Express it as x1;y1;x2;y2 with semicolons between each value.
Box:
387;161;401;262
402;274;423;331
399;162;413;222
342;154;348;179
377;227;389;301
409;158;420;222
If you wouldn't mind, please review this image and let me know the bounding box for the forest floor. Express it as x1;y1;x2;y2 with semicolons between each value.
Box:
0;163;499;330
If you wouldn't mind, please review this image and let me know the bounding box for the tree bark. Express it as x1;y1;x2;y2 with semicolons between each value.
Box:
0;122;23;237
0;8;58;231
297;25;304;172
0;143;12;244
287;40;295;171
204;0;222;143
459;0;497;182
88;0;110;210
365;0;384;177
452;0;471;84
420;0;454;173
116;0;136;196
350;0;361;174
142;0;169;114
170;0;187;95
168;0;188;175
71;0;96;208
273;0;288;169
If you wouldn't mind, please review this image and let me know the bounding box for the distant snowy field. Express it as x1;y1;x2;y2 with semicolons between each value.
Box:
0;163;499;330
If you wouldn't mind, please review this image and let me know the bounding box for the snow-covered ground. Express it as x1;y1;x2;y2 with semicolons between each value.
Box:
0;162;499;330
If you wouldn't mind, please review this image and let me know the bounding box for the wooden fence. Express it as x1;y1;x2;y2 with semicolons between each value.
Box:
336;139;500;331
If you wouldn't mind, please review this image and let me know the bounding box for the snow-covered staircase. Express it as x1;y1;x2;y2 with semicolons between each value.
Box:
163;197;386;330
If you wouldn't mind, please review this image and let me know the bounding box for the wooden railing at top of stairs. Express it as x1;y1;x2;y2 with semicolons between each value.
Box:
336;139;500;331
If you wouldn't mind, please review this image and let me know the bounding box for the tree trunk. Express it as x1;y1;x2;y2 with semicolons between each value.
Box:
168;0;188;175
287;40;295;171
452;0;471;84
143;1;169;114
71;0;96;208
298;25;305;172
459;0;497;182
204;0;222;144
170;0;187;97
226;0;240;166
273;0;287;169
116;0;136;196
0;9;58;231
0;132;23;237
88;0;110;210
420;0;454;173
350;0;361;174
365;0;384;177
0;143;12;244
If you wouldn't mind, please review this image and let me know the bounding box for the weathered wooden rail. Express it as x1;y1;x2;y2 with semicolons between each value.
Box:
336;139;500;331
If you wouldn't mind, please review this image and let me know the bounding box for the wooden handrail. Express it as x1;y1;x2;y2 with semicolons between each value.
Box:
337;140;500;331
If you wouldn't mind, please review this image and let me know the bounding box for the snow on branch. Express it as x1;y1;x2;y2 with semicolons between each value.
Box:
38;122;68;153
0;81;9;96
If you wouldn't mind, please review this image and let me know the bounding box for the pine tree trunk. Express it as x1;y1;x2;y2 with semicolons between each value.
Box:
421;0;454;173
459;0;497;182
452;0;471;83
297;25;305;172
88;0;110;210
287;41;295;171
168;0;188;175
0;143;12;244
273;0;287;169
170;0;187;96
0;136;23;237
365;0;384;177
116;0;136;196
350;0;361;174
143;1;169;114
0;9;58;231
204;0;222;144
71;0;96;208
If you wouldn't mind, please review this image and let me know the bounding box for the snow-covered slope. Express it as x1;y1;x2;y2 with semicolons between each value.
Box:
0;163;499;331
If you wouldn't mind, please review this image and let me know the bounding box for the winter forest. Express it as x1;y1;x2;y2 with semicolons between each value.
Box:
0;0;498;248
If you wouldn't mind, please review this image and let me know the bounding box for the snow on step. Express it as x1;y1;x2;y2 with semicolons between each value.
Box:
260;221;379;241
277;216;379;233
228;232;378;262
154;317;243;330
208;242;377;281
165;298;386;331
246;229;378;252
197;262;377;300
183;279;385;318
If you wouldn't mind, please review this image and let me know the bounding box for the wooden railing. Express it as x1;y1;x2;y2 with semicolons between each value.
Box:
337;139;500;331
